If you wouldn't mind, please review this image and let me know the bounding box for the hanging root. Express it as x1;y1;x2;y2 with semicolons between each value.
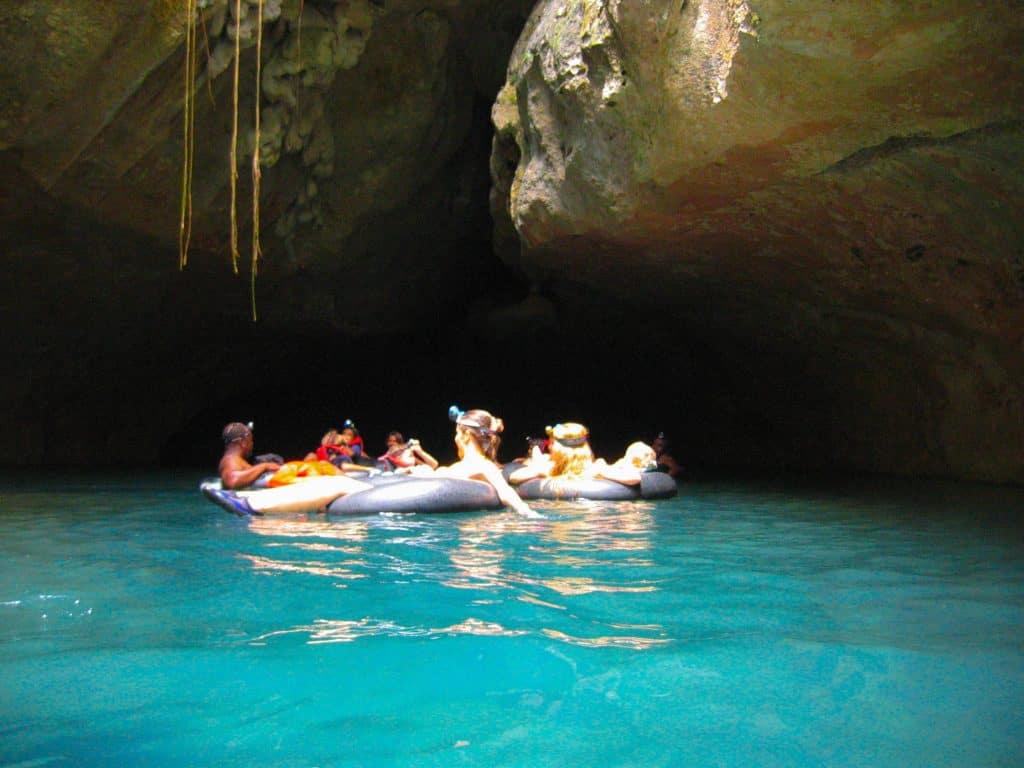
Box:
251;0;265;322
199;6;216;107
229;0;242;274
178;0;198;269
184;0;268;320
296;0;304;116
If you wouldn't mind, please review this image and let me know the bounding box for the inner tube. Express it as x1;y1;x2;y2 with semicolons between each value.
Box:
327;476;503;515
513;471;677;501
198;474;270;493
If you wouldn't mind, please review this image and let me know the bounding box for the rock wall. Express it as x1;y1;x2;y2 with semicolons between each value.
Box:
490;0;1024;482
0;0;536;465
0;0;1021;481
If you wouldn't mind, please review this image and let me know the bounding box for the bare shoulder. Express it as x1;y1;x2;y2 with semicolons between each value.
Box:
219;453;246;476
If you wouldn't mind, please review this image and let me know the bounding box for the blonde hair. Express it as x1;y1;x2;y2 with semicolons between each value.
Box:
622;442;656;471
543;422;594;477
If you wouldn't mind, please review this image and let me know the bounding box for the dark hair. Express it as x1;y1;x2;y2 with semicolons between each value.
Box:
457;409;504;461
387;431;404;444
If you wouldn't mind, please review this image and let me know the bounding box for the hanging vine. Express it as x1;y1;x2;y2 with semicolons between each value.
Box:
178;0;198;269
183;0;264;319
229;0;242;275
250;0;265;321
178;0;367;321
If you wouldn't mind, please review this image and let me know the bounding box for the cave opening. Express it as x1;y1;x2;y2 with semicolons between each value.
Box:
1;2;1020;485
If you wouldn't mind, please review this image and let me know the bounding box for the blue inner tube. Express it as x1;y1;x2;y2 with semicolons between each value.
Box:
513;471;677;501
327;476;503;515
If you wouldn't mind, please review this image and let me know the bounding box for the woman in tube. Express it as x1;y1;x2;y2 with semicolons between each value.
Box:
429;406;538;517
508;422;648;486
378;431;439;470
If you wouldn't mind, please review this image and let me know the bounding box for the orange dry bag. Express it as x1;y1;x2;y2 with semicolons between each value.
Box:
267;460;340;487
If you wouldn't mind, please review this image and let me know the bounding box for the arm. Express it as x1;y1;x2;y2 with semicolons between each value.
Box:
411;445;439;469
220;455;281;490
440;459;540;517
508;454;552;484
593;460;642;486
660;453;682;478
478;462;540;518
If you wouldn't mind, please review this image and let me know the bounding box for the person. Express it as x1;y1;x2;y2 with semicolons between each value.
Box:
219;422;282;490
212;422;370;515
377;431;439;470
508;422;592;484
512;436;549;463
508;422;646;486
301;429;366;471
340;419;367;462
304;428;343;463
426;406;537;517
651;432;682;478
600;441;658;485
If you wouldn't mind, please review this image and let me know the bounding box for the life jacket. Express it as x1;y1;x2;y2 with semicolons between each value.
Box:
316;444;355;466
378;449;416;469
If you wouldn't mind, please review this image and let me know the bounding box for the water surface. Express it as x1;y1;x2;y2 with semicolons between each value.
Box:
1;472;1021;767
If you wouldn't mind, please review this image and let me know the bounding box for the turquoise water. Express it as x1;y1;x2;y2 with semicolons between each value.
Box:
1;473;1022;767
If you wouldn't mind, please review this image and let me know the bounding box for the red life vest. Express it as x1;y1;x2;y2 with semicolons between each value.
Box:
316;444;354;462
378;449;416;468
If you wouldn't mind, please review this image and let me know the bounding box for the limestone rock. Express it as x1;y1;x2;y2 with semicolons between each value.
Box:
491;0;1024;482
0;0;535;465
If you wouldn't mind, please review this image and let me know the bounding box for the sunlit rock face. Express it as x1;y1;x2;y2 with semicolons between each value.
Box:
491;0;1024;482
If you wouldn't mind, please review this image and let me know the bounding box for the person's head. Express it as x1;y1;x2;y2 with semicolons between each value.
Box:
622;441;657;471
652;432;670;456
386;431;404;449
546;422;594;477
526;437;548;453
342;419;359;439
222;422;254;456
320;429;341;446
340;426;356;443
449;405;503;461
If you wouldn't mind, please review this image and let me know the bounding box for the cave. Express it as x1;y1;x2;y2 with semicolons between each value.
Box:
1;0;1021;483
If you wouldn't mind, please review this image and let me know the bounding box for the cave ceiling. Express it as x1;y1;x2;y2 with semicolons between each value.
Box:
0;0;1021;481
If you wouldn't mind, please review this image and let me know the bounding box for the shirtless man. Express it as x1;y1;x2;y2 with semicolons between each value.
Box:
218;422;282;490
652;433;682;478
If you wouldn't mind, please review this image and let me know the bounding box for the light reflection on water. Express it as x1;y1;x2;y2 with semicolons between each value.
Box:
0;472;1021;767
239;503;667;649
